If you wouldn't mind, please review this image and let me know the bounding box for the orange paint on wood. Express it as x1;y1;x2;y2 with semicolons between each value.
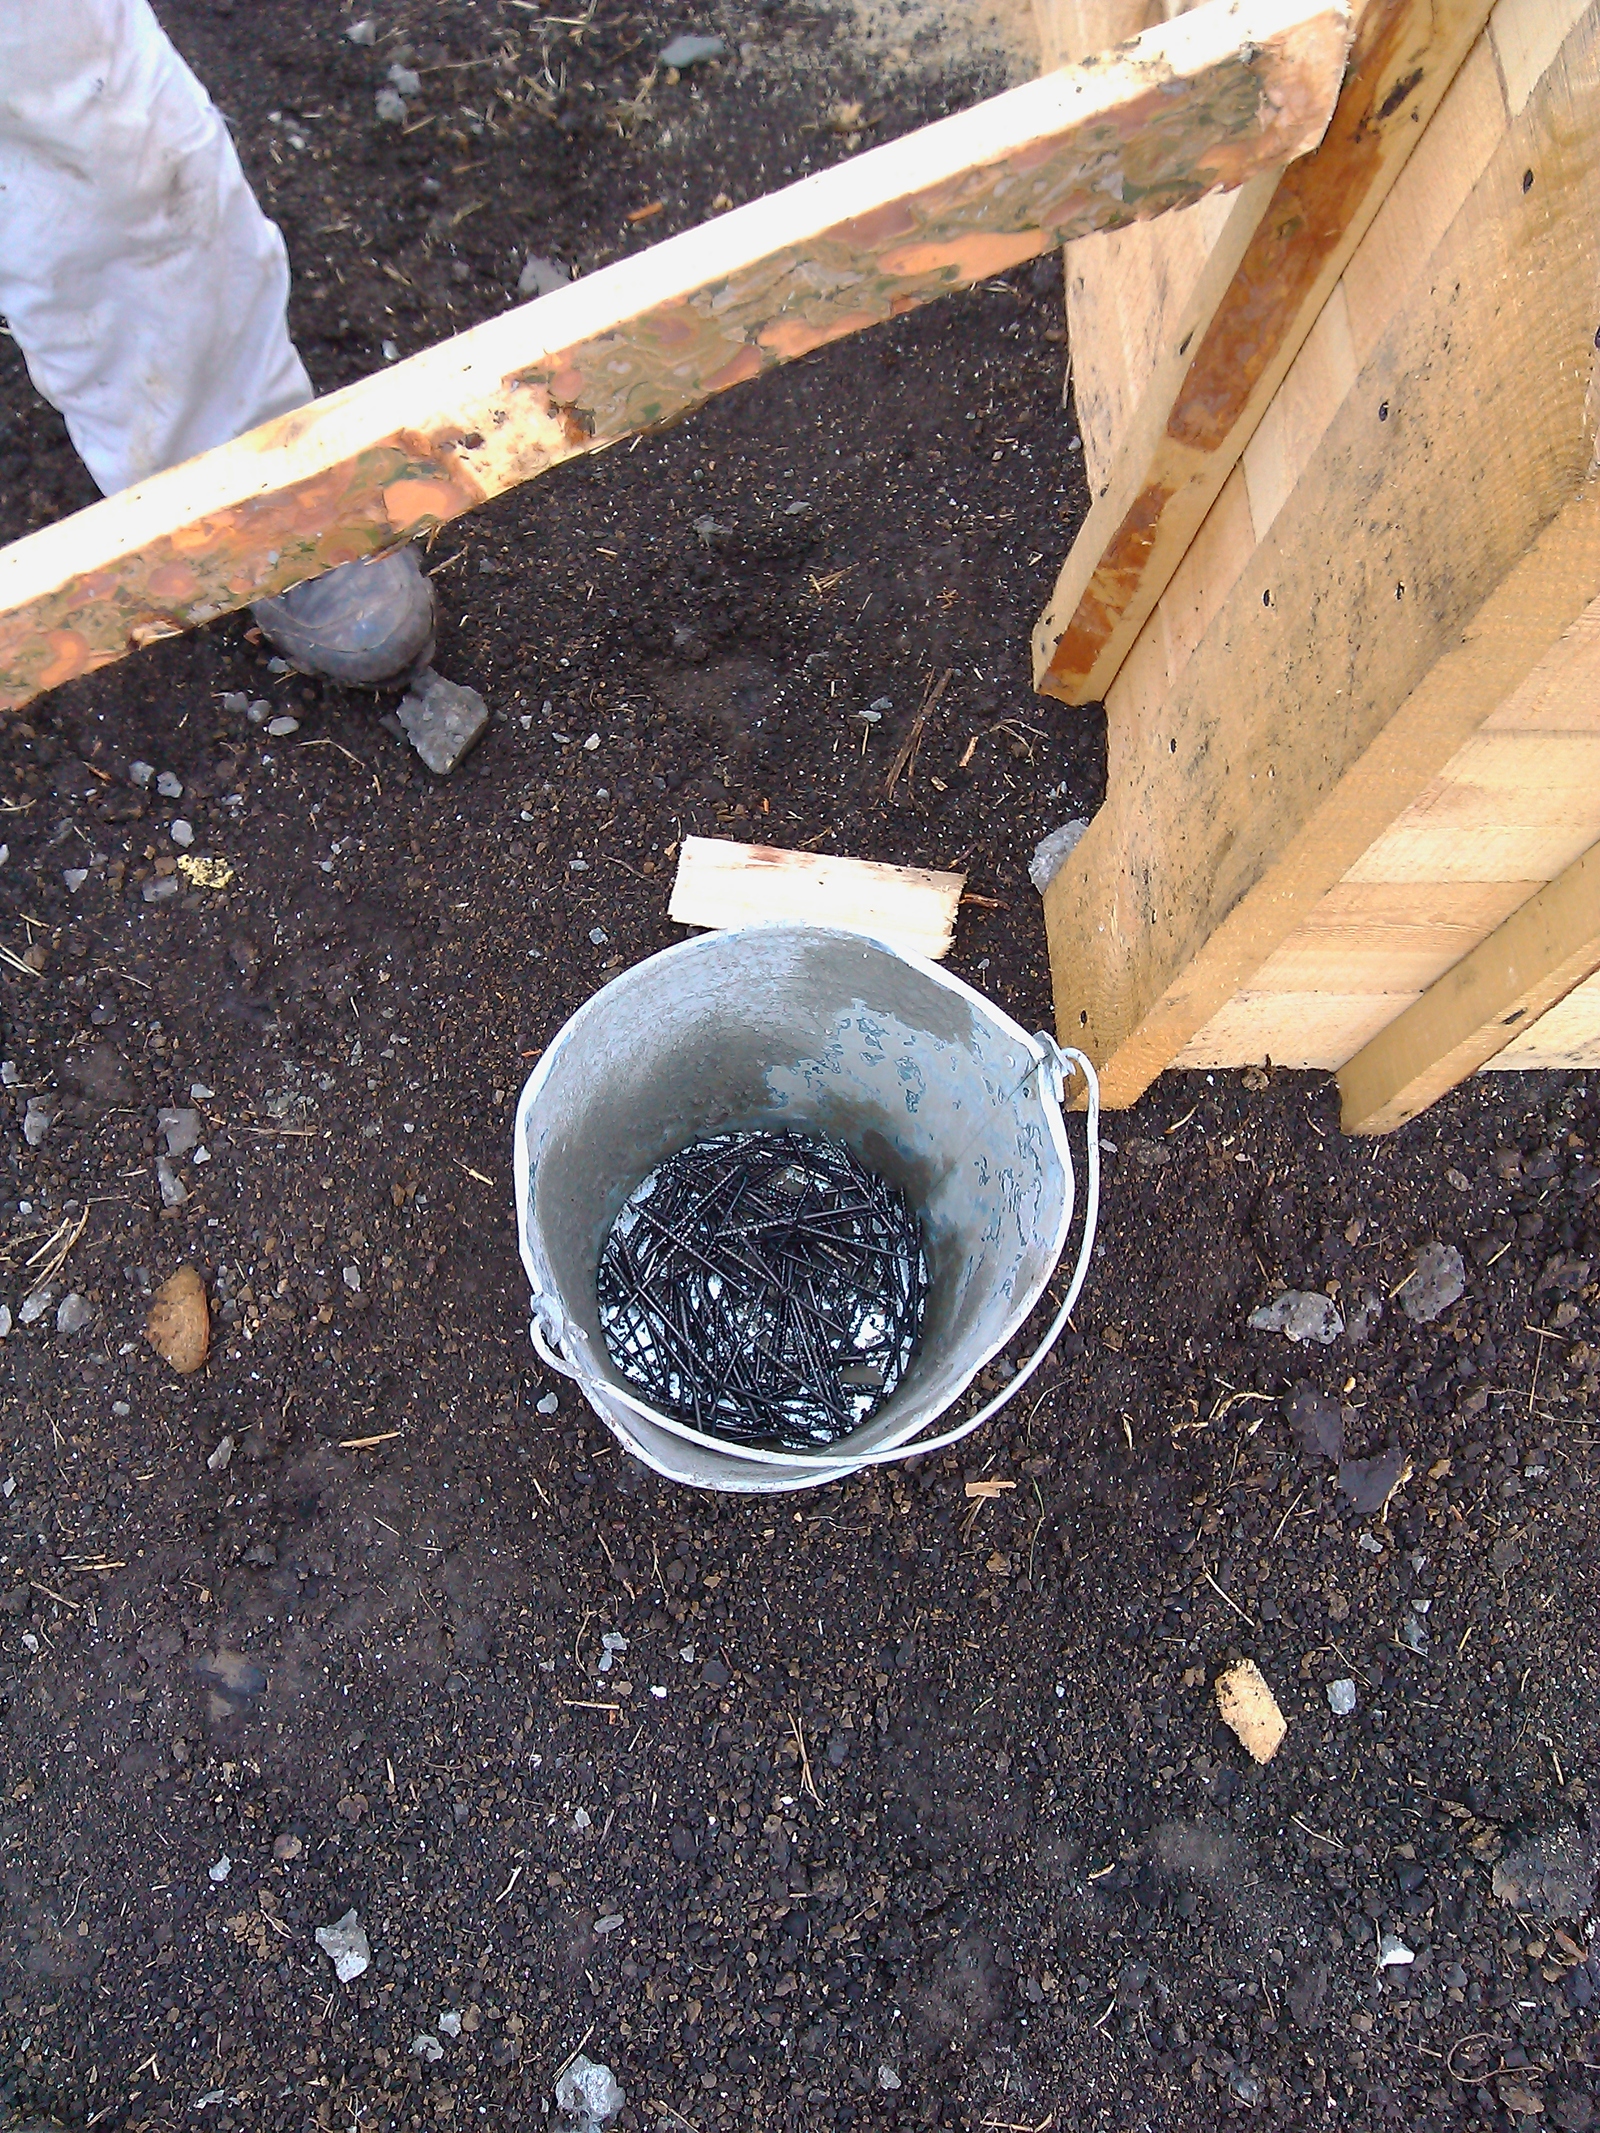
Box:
643;305;701;352
703;344;767;391
758;311;883;360
38;632;90;689
834;198;921;247
0;0;1353;711
145;561;202;602
380;476;477;529
879;228;1045;279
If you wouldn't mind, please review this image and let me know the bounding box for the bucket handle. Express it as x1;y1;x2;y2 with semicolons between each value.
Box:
527;1042;1100;1475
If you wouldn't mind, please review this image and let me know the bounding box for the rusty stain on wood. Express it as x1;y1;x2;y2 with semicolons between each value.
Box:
1034;0;1494;702
1167;0;1451;452
0;0;1350;712
1049;477;1175;674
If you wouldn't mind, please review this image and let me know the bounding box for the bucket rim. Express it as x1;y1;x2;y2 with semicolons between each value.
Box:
512;922;1075;1479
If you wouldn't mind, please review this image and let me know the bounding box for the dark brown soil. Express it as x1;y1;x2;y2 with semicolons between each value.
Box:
2;7;1598;2133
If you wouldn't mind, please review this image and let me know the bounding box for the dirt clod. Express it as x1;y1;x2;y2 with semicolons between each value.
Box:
145;1264;210;1373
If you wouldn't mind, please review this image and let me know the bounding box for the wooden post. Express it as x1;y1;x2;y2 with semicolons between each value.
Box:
1032;0;1495;704
1338;841;1600;1131
0;0;1350;714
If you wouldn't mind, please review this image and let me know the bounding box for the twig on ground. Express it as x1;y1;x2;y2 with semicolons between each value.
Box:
790;1709;820;1803
1202;1568;1258;1629
884;668;952;799
552;2022;596;2086
24;1206;88;1300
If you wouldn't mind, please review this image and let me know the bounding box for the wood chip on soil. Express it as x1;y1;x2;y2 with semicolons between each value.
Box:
1214;1658;1287;1763
146;1265;210;1374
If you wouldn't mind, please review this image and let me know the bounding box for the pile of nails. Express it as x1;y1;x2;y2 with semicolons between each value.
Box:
596;1129;928;1448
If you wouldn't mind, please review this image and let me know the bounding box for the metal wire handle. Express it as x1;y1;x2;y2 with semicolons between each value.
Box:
527;1042;1100;1476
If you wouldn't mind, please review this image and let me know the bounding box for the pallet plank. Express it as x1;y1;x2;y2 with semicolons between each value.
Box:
1337;842;1600;1130
0;0;1350;714
1033;0;1257;498
1033;0;1495;704
1174;580;1600;1067
1491;965;1600;1066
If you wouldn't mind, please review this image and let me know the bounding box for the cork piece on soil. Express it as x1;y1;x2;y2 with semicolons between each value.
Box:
146;1266;210;1375
1215;1658;1288;1763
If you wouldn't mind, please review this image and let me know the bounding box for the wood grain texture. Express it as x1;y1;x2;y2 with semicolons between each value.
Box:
1234;28;1508;537
1065;176;1278;496
1052;482;1600;1095
1035;0;1253;497
1041;0;1600;1105
1173;555;1600;1067
1337;841;1600;1130
1491;0;1594;109
1063;190;1249;496
1034;0;1166;67
1491;964;1600;1065
668;838;965;961
0;0;1351;715
1055;16;1503;706
1033;0;1496;703
1185;878;1541;997
1176;986;1409;1063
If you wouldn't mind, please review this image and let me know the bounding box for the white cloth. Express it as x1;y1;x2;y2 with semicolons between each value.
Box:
0;0;311;494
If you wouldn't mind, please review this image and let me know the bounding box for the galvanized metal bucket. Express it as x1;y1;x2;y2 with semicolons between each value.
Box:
513;924;1098;1493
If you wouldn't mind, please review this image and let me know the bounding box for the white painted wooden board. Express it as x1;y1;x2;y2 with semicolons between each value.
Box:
668;838;966;961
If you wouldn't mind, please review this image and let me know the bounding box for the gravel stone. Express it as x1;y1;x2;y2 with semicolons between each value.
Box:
55;1292;94;1335
314;1908;371;1983
555;2053;625;2131
1401;1240;1467;1323
22;1096;57;1146
1029;819;1090;893
158;1106;203;1158
660;33;726;66
397;669;489;774
1248;1290;1344;1344
518;254;568;298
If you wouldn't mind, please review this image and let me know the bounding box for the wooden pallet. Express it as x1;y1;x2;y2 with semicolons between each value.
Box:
0;0;1349;713
1031;0;1600;1123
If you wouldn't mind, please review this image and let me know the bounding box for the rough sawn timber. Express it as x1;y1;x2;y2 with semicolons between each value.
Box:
1336;839;1600;1132
1032;0;1258;501
1040;0;1600;1106
1033;0;1495;703
668;838;966;961
0;0;1351;715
